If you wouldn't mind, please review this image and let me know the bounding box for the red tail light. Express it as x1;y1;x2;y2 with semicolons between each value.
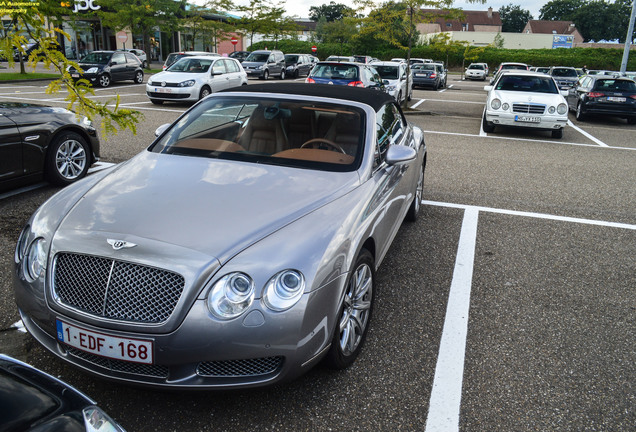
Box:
430;73;437;78
347;81;364;87
587;92;604;98
630;95;636;99
305;77;315;84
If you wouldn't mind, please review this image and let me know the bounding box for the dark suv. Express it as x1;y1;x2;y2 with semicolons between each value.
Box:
549;66;579;90
242;50;286;80
70;51;144;87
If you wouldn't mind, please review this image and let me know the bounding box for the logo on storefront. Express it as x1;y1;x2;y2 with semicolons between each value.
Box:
70;0;100;13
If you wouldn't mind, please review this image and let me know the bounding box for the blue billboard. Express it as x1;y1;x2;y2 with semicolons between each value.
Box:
552;35;574;49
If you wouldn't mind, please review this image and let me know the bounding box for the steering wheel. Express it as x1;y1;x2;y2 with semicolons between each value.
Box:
300;138;346;154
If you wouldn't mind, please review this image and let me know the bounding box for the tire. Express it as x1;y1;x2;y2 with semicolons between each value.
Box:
279;69;286;80
45;132;90;186
405;160;425;222
150;99;163;105
482;112;495;133
134;70;144;84
324;249;375;370
98;74;111;87
575;102;586;121
199;86;211;100
551;128;563;139
260;70;269;80
142;60;148;69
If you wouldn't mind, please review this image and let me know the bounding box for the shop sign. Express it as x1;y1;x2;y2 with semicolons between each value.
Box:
70;0;100;13
552;35;574;49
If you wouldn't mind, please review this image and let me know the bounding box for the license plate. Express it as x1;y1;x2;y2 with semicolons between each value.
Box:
606;97;626;102
71;73;80;78
515;115;541;123
415;73;427;77
154;87;171;93
56;319;153;364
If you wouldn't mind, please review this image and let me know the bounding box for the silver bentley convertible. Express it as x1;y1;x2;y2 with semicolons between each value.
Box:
14;83;427;389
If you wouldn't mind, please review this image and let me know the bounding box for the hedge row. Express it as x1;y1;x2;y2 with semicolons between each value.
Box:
250;40;636;71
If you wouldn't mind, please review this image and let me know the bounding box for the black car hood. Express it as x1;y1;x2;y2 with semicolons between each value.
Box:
0;102;73;118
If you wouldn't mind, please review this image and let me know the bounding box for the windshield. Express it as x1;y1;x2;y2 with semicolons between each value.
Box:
413;64;435;71
245;53;269;62
594;79;636;92
285;55;299;64
496;75;559;93
468;64;484;70
501;64;527;71
551;68;578;77
80;52;111;64
150;96;365;172
374;66;399;79
311;64;359;80
167;58;213;73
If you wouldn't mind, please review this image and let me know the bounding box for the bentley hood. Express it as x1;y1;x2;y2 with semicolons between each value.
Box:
55;151;360;264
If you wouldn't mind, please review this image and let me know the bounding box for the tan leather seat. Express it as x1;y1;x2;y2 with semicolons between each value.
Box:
238;107;288;154
324;112;361;155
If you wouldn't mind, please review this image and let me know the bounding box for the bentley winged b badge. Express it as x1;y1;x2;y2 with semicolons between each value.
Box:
107;239;137;250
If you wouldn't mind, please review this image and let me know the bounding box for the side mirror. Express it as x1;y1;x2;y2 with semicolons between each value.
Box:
484;85;492;92
212;70;223;76
385;145;416;165
109;61;117;66
560;90;569;97
154;123;171;137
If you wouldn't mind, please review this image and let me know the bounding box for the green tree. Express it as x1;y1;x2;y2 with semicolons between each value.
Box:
499;4;533;32
97;0;183;67
181;1;235;52
538;0;584;20
309;2;355;21
261;3;301;46
0;10;141;136
236;0;278;46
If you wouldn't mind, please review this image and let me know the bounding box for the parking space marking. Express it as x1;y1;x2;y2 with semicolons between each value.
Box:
425;206;478;432
423;200;635;432
411;99;426;109
566;120;609;147
421;129;636;151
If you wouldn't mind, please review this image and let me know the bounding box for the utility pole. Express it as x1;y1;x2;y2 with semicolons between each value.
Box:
620;0;636;73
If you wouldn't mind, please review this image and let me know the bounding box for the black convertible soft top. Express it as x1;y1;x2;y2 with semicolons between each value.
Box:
222;83;395;111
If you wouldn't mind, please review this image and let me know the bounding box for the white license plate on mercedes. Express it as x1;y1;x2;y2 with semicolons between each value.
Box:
515;115;541;123
56;319;153;364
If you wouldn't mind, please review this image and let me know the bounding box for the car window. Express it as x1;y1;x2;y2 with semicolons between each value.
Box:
374;65;399;80
112;52;126;64
595;79;636;91
212;60;226;74
225;59;240;73
496;75;558;93
552;68;578;77
124;53;139;64
375;102;404;167
469;64;484;70
167;58;213;73
246;53;268;62
313;64;359;80
81;52;111;64
150;97;365;172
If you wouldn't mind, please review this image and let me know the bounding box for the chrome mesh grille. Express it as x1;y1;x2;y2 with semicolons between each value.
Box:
512;103;545;114
197;357;284;377
66;346;169;378
54;253;185;323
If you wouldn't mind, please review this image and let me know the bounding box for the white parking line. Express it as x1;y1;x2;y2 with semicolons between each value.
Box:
411;99;426;109
422;129;636;151
425;206;478;432
423;200;635;432
566;120;609;147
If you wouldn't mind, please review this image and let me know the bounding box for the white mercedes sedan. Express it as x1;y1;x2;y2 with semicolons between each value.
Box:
482;70;569;138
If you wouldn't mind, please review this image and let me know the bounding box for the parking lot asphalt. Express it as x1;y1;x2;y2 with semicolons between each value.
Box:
0;75;634;431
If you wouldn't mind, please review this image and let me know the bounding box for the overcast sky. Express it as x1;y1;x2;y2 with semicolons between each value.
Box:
228;1;546;20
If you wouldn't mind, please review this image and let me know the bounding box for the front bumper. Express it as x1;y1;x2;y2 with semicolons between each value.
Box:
244;69;265;78
465;72;485;80
485;110;568;130
15;267;344;389
145;84;198;102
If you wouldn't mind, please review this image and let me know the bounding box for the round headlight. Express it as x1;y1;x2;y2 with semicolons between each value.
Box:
25;238;47;281
207;273;254;320
548;106;556;114
502;103;510;111
178;80;195;87
557;103;567;115
263;270;305;312
15;225;30;263
491;98;502;110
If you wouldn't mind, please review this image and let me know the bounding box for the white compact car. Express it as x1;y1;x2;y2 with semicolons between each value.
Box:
371;61;413;103
482;70;569;138
146;56;247;104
